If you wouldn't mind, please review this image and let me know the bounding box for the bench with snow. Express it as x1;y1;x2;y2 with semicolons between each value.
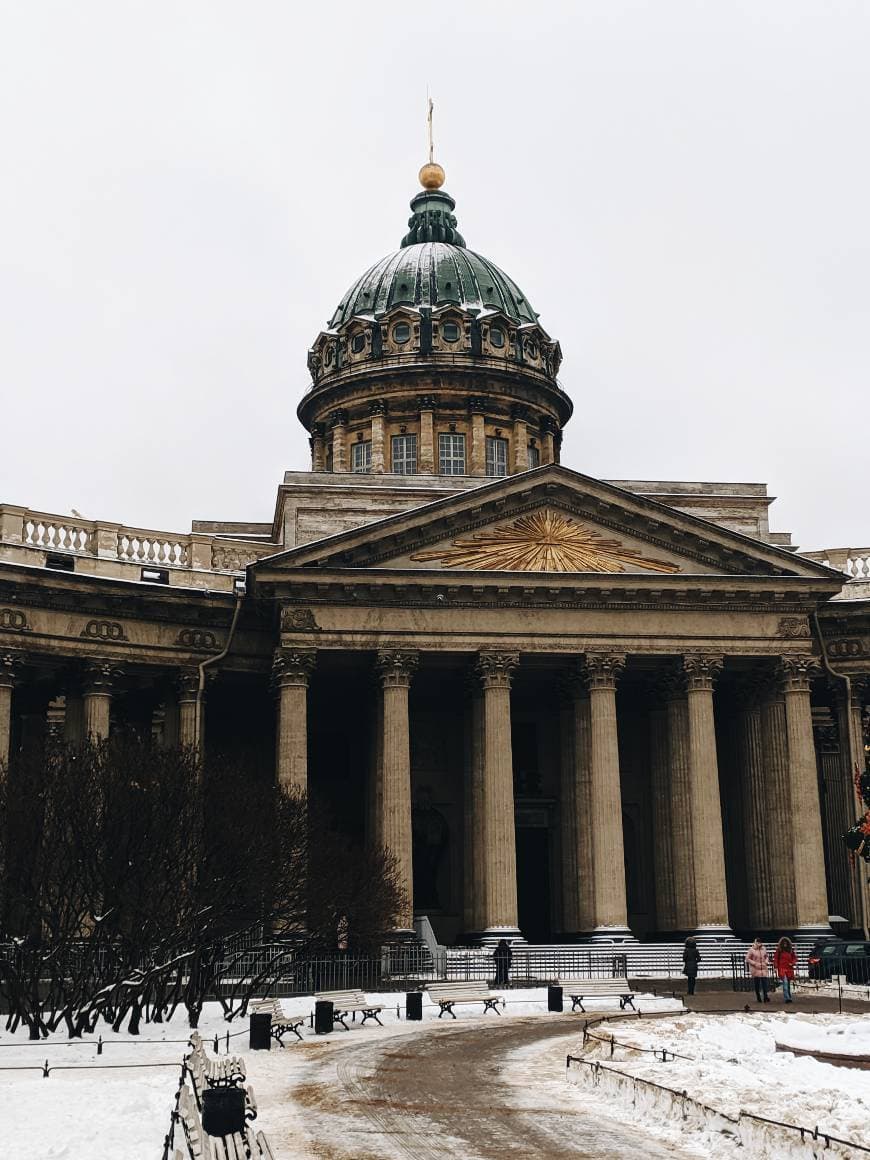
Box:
174;1082;275;1160
427;981;501;1018
555;976;636;1013
250;998;305;1045
315;989;384;1030
186;1032;257;1121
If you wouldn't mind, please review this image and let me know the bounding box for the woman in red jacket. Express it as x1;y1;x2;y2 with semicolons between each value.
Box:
774;936;797;1003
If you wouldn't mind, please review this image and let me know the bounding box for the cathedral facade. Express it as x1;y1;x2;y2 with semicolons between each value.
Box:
2;162;869;945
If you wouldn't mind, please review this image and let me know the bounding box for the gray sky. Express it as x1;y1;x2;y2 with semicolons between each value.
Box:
1;1;867;551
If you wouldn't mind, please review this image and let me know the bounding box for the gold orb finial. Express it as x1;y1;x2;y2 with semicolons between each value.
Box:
419;161;445;190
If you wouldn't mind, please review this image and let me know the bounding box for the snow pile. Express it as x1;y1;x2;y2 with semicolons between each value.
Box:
572;1012;870;1154
776;1016;870;1057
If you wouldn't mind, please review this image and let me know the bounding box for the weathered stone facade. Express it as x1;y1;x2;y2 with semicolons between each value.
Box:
2;166;868;944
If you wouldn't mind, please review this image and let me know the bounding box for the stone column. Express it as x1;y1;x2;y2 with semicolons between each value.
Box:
735;677;773;931
0;651;22;770
761;680;797;928
376;650;419;932
82;662;122;740
176;668;202;749
463;677;486;933
370;401;386;473
273;648;316;794
779;657;831;934
648;684;677;933
540;424;555;465
683;654;731;936
310;424;326;471
469;398;486;476
418;397;435;474
833;680;867;927
330;410;348;473
512;406;529;473
585;653;631;938
63;684;85;745
559;671;595;936
475;651;520;939
664;674;696;931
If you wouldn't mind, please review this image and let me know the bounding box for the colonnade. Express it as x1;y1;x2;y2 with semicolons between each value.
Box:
271;647;834;941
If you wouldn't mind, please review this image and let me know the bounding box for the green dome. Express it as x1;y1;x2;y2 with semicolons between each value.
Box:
328;189;539;330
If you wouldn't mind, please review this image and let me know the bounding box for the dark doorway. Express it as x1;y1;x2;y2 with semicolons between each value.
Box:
516;827;551;942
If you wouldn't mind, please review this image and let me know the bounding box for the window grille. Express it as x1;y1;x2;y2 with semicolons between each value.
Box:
391;434;418;475
438;433;466;475
351;440;372;473
486;436;509;477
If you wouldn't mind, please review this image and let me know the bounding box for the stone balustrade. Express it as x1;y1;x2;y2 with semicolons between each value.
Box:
0;504;273;589
803;546;870;579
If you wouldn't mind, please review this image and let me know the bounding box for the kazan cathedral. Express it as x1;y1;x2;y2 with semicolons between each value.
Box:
2;160;869;947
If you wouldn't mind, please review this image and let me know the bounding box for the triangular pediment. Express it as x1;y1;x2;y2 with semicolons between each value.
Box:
252;466;841;588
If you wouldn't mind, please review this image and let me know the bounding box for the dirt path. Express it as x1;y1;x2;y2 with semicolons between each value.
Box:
284;1017;697;1159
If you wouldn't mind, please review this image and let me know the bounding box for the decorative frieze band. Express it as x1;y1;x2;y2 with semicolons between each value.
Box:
80;619;128;643
0;608;29;633
280;608;322;633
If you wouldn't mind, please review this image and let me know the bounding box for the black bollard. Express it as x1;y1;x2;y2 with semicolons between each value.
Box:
406;991;423;1021
202;1086;246;1136
314;999;334;1035
249;1011;272;1051
548;985;563;1013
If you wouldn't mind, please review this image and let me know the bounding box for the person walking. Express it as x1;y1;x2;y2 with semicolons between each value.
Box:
774;936;797;1004
746;937;771;1003
493;938;512;986
683;936;701;996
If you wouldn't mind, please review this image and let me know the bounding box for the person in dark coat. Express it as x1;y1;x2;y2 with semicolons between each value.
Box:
683;936;701;995
493;939;512;986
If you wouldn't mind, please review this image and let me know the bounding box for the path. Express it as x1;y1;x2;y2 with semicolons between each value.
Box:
279;1016;699;1159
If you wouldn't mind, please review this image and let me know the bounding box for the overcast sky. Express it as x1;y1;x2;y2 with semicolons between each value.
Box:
1;1;867;551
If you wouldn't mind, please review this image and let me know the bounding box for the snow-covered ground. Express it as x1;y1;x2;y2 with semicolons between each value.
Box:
4;993;868;1159
0;989;681;1159
572;1011;870;1155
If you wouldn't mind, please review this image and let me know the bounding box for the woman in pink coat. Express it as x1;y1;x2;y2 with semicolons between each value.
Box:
746;937;771;1003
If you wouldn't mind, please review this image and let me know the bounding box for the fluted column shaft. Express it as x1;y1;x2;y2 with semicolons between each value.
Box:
376;650;419;931
683;655;730;932
560;675;594;934
177;669;202;748
467;684;486;932
0;652;21;769
273;649;316;794
476;652;520;936
664;682;696;930
83;662;122;740
649;692;677;932
761;691;796;927
586;653;629;934
737;692;772;929
780;658;830;930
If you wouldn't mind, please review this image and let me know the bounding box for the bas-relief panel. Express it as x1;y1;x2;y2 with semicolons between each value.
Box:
381;507;722;575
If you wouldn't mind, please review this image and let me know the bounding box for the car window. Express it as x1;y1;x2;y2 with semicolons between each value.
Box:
821;946;839;957
845;945;866;955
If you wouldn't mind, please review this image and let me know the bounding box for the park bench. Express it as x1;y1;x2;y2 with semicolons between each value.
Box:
427;981;501;1018
555;976;636;1014
250;997;305;1045
175;1082;275;1160
315;989;384;1030
186;1032;257;1122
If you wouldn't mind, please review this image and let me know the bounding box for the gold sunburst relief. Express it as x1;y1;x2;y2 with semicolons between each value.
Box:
409;510;681;574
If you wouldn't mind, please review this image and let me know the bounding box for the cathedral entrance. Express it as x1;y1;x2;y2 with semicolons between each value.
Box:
515;806;553;943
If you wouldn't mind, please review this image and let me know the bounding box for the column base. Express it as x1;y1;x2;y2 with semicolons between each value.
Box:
387;927;418;943
475;926;525;947
692;924;736;943
590;925;636;944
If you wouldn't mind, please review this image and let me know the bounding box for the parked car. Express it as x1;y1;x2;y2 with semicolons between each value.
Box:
810;940;870;983
807;938;842;980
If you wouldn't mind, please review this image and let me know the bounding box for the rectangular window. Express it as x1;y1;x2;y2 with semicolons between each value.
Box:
391;434;418;475
527;445;540;469
351;440;372;473
438;433;466;475
486;435;509;477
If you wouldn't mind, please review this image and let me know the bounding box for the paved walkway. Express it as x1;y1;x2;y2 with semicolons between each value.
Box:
282;1016;700;1159
654;979;870;1015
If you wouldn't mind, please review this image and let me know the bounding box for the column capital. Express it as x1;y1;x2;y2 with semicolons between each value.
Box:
557;664;587;705
0;650;25;689
583;652;625;690
777;656;821;693
376;650;420;688
83;660;124;697
272;647;317;689
368;398;387;416
731;669;769;711
417;394;436;411
475;651;519;690
176;666;200;702
682;653;723;691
